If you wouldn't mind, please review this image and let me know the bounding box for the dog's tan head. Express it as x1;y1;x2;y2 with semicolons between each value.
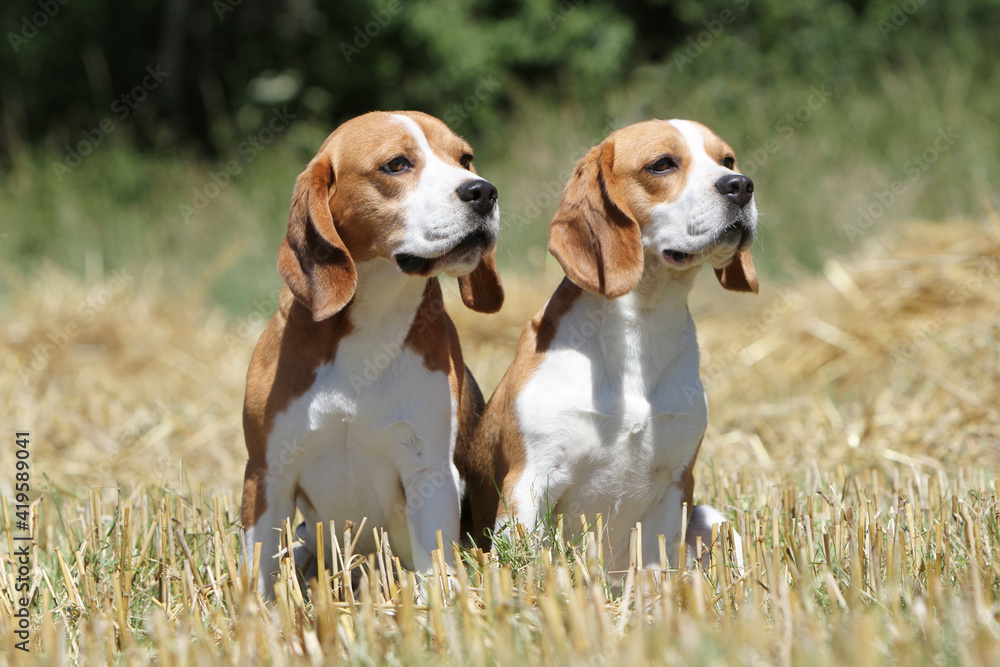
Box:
279;110;504;321
549;119;758;298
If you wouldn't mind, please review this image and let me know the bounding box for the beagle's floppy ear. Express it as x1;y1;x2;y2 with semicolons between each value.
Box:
547;141;643;298
458;252;504;313
714;250;759;294
278;155;358;321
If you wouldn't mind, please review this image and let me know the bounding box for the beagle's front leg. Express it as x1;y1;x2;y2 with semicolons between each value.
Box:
637;480;688;569
496;471;569;540
641;490;743;572
393;423;462;570
241;468;296;599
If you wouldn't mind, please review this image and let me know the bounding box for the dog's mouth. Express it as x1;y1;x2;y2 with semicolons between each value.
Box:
718;221;754;249
662;249;692;265
395;254;433;275
395;229;494;276
662;222;754;267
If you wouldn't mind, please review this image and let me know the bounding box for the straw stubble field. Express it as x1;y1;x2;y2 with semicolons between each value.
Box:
1;219;999;665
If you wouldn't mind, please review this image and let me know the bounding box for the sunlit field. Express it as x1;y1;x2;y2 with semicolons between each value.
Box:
3;2;1000;660
2;217;998;664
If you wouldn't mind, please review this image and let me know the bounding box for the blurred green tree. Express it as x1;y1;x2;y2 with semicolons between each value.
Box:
1;0;997;161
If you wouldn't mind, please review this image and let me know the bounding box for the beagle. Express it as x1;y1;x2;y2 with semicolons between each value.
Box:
455;119;756;572
241;111;503;597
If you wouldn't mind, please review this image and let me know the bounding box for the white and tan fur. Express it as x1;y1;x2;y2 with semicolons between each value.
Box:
241;111;503;597
456;119;756;573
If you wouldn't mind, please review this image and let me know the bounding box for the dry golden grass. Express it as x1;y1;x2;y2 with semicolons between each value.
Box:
1;219;999;664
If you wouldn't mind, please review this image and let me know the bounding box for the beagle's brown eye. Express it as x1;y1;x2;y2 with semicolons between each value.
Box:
722;156;736;170
381;156;411;174
460;153;474;170
647;155;679;174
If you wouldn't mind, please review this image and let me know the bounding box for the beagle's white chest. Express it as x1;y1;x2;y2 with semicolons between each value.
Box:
514;298;708;515
266;343;456;506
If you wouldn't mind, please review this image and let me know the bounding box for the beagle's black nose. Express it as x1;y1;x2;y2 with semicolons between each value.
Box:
715;174;754;208
457;179;498;216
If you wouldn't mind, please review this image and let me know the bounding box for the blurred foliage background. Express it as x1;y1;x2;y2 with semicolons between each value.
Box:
1;0;998;311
